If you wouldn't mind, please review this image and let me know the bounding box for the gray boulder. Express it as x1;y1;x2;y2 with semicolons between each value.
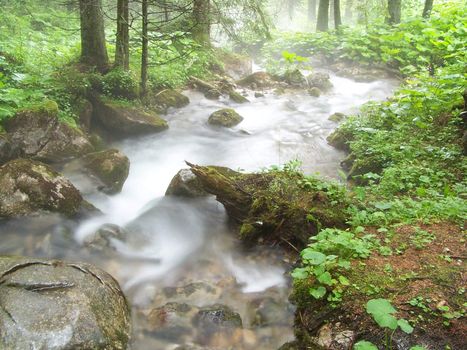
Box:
307;72;333;92
0;159;87;218
81;148;130;194
166;169;208;197
208;109;244;128
0;256;131;350
4;101;94;163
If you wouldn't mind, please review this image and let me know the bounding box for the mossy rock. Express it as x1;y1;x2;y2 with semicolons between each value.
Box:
82;149;130;194
237;72;276;89
0;256;131;349
148;89;190;114
4;103;94;163
208;108;244;128
229;90;249;103
0;159;86;218
282;69;308;88
308;87;322;97
306;72;333;91
327;128;354;152
91;95;168;137
347;157;384;184
328;112;346;123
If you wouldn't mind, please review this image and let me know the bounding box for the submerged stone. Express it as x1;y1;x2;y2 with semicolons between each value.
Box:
229;90;249;103
328;112;346;123
308;87;322;97
307;72;333;92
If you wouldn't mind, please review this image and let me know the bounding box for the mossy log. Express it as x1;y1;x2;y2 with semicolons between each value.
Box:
187;162;349;248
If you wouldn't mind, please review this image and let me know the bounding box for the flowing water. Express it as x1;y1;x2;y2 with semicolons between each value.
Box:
0;70;397;349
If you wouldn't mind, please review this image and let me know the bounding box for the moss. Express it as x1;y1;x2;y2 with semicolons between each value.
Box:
208;108;244;128
326;127;354;152
229;90;249;103
21;99;59;117
308;87;321;97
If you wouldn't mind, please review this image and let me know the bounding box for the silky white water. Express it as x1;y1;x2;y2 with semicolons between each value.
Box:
0;71;397;349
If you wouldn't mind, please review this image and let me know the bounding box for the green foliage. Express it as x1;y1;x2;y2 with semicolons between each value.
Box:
292;227;375;303
262;5;467;75
102;69;138;99
354;341;378;350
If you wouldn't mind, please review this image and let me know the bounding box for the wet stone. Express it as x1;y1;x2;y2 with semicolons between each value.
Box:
0;256;131;349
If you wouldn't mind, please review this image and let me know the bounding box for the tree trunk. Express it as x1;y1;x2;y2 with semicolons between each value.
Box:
308;0;317;22
422;0;433;18
192;0;210;46
79;0;109;72
334;0;342;29
329;0;334;27
344;0;353;21
316;0;330;32
140;0;148;97
115;0;129;70
387;0;401;24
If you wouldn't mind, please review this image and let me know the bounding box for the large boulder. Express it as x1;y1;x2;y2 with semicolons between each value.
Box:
166;169;209;197
3;101;94;163
81;149;130;194
208;109;244;128
0;159;86;218
0;256;131;349
306;72;333;92
91;96;168;137
147;89;190;114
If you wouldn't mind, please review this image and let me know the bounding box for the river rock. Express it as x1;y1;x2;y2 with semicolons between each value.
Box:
77;98;93;132
3;101;94;163
308;87;322;97
84;223;128;251
282;69;308;88
0;133;21;165
162;282;221;305
0;159;86;218
166;169;208;197
208;109;244;128
81;148;130;194
144;302;199;341
237;72;276;89
194;304;243;344
91;95;168;137
229;90;249;103
148;89;190;114
0;256;131;349
307;72;333;92
249;297;291;327
328;112;346;122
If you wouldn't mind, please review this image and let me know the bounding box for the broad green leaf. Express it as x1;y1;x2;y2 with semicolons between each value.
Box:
366;298;397;316
374;313;398;330
338;275;350;286
301;250;326;265
309;286;326;299
353;340;378;350
291;268;308;280
409;346;426;350
398;319;414;334
317;271;333;285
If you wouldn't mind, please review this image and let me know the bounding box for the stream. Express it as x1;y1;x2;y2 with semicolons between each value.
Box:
0;70;397;349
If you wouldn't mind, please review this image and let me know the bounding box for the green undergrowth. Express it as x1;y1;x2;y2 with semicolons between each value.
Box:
261;4;466;76
265;4;467;347
0;1;219;128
